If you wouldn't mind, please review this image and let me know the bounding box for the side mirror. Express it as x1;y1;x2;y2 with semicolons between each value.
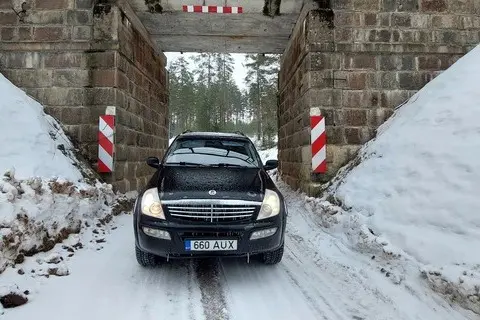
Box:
264;159;278;171
146;156;161;169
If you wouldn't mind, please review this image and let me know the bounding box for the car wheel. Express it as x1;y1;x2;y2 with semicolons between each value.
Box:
262;243;284;265
135;245;159;267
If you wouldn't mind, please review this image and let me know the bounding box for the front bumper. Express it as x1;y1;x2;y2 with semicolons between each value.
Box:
135;214;285;259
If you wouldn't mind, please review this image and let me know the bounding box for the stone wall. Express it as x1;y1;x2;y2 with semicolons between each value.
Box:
279;0;479;195
0;0;168;192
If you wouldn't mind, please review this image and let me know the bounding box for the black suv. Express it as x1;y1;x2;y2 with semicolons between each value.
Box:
133;132;287;266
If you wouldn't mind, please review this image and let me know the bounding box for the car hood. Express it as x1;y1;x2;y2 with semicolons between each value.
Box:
157;166;265;202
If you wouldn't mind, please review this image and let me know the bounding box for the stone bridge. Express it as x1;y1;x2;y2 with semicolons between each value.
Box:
0;0;478;194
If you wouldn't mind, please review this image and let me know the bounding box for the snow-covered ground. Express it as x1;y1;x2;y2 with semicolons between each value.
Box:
326;45;480;314
1;179;476;320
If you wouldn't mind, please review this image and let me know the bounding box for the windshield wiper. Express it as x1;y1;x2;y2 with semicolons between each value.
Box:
210;163;249;168
166;162;208;167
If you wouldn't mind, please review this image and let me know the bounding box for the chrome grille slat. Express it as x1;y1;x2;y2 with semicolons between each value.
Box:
168;206;256;211
169;209;255;214
165;201;259;223
170;214;252;219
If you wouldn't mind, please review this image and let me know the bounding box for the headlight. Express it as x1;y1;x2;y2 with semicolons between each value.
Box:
141;187;165;219
257;189;281;220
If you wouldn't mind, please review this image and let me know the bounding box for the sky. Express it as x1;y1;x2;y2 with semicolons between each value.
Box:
164;52;248;90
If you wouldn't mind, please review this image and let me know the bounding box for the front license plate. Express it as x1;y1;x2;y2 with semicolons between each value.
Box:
184;239;237;251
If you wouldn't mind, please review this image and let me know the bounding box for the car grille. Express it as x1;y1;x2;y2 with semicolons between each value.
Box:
164;201;260;223
179;231;243;239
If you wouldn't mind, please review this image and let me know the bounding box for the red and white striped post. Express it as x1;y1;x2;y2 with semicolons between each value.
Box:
98;107;116;173
311;108;327;173
182;5;243;13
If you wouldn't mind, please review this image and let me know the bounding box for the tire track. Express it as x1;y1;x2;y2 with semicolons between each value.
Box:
193;258;230;320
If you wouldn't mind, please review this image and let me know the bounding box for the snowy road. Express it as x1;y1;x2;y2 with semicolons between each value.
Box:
2;185;476;320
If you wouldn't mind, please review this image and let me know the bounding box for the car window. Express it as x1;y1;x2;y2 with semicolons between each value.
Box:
164;138;261;167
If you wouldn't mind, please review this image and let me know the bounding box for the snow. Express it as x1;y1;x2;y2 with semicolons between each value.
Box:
257;146;277;163
0;74;83;181
0;72;134;314
1;181;476;320
329;44;480;313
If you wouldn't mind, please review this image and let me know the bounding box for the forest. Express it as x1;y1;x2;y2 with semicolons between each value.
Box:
167;53;279;148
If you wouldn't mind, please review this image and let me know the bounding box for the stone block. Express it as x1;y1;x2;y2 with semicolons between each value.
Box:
369;108;394;127
432;15;462;29
378;13;391;26
342;90;380;109
53;69;89;86
392;14;411;27
37;87;86;106
331;0;354;9
18;27;32;40
334;12;362;27
91;69;116;87
35;0;72;10
67;10;91;25
347;72;367;90
344;54;376;70
397;0;419;12
353;0;380;11
72;26;91;40
335;28;353;42
382;0;396;11
44;52;84;68
411;14;431;28
85;87;116;105
61;106;90;125
380;90;415;108
448;0;475;14
398;72;430;90
0;12;17;25
76;0;93;9
374;72;399;89
114;161;125;181
2;69;53;87
0;0;12;9
343;109;368;126
364;13;377;26
421;0;447;12
25;11;65;24
5;52;41;68
1;27;14;41
417;56;442;70
325;126;345;145
34;27;68;41
87;51;116;68
345;127;373;144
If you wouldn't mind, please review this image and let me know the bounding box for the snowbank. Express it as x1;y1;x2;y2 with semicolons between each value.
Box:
257;146;277;163
0;73;131;278
0;74;85;181
328;45;480;313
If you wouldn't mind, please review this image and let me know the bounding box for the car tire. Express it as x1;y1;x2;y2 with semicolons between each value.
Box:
135;245;159;267
262;243;284;265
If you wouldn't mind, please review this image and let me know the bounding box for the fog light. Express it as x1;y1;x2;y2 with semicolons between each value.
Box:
250;228;278;240
142;227;171;240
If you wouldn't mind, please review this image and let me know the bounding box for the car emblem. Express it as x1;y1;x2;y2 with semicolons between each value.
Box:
208;190;216;196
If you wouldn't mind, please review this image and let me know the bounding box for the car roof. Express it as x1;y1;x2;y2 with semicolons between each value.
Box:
177;131;250;139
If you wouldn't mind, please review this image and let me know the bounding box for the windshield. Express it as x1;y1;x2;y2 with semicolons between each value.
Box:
164;137;261;168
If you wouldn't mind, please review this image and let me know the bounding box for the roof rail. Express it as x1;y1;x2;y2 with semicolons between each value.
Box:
181;130;192;134
233;131;245;136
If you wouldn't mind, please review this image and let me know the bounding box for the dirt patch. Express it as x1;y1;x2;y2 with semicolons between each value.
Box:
0;293;28;309
421;269;480;315
111;196;136;216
